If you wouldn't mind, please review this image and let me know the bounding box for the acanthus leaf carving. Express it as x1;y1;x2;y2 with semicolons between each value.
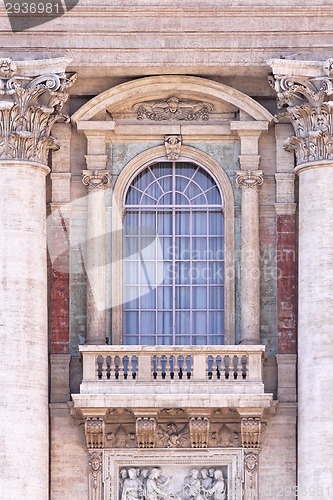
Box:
133;97;213;121
269;65;333;165
0;58;76;164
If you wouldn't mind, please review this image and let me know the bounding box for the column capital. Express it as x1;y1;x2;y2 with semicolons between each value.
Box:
0;57;76;165
269;58;333;167
82;169;111;190
236;170;263;189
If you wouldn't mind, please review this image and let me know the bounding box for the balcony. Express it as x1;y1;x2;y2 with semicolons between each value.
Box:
72;345;272;414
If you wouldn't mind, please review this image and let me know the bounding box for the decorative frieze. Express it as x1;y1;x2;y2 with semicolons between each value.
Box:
134;97;213;121
189;416;210;448
157;421;190;448
82;169;111;190
241;417;261;448
85;417;105;449
136;417;157;449
164;134;182;160
236;170;264;189
269;61;333;165
0;57;76;164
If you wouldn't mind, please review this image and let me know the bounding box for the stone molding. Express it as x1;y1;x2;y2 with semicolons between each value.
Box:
0;57;76;165
269;59;333;166
85;417;106;449
164;134;182;160
236;170;264;189
82;169;111;190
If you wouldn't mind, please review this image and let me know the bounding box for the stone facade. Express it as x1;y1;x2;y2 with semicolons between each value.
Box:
1;3;333;500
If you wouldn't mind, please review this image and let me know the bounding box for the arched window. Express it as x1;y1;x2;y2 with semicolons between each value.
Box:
123;161;225;346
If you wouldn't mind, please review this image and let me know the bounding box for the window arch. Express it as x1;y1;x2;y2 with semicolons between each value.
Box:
123;161;225;346
111;145;235;345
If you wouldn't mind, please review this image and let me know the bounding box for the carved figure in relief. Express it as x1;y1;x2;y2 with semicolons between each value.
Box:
146;468;172;500
181;469;203;500
206;470;226;500
134;97;213;121
121;468;142;500
200;469;213;495
157;422;189;448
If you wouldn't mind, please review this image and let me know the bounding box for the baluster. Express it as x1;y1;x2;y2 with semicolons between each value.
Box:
169;355;175;380
97;355;103;380
224;355;230;380
233;355;239;379
152;355;158;380
207;355;214;380
132;355;138;379
178;355;184;380
216;355;221;380
106;356;111;380
241;355;248;379
186;355;192;379
114;355;120;380
123;355;129;380
161;355;167;379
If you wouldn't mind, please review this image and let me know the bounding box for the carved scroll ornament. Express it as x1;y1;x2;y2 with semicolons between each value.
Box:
0;58;76;164
164;134;182;160
82;169;111;190
134;97;213;121
236;170;264;189
269;64;333;165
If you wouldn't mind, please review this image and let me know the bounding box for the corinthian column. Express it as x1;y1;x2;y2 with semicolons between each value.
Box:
269;58;333;496
82;153;110;345
0;58;75;500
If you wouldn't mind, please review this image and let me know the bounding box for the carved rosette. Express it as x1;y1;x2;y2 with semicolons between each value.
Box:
236;170;264;189
88;451;103;500
164;134;182;160
85;417;105;449
269;65;333;165
189;416;210;448
82;170;111;190
241;417;261;448
136;417;157;448
0;58;76;165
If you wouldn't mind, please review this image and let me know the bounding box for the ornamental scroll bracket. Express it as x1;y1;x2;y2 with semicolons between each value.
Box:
189;416;210;448
136;417;157;449
85;417;105;449
236;170;264;189
0;57;76;164
82;170;111;190
241;417;261;448
269;60;333;165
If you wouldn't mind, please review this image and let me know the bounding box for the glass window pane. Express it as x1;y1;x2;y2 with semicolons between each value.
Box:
209;237;224;260
192;212;207;235
157;211;172;235
176;262;190;284
209;311;224;334
140;237;156;260
124;312;139;335
125;236;139;259
193;311;207;334
141;336;155;346
175;335;191;345
140;287;156;309
209;212;224;235
162;261;173;284
192;286;207;309
157;286;173;309
156;336;173;346
175;237;190;260
175;312;190;334
192;237;207;260
176;286;190;309
124;286;139;309
140;262;156;285
175;211;190;235
124;261;138;284
157;312;173;335
209;286;224;309
141;312;155;334
191;262;207;284
209;262;224;284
